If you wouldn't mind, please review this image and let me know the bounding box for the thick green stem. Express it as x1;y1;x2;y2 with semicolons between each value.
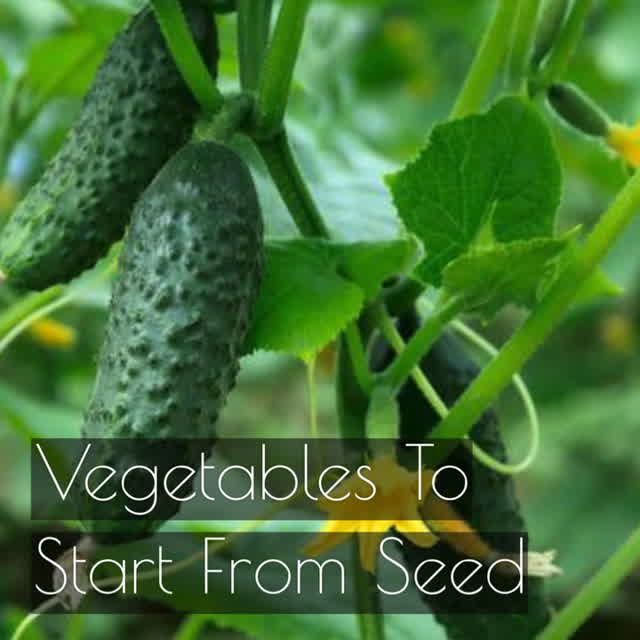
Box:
431;168;640;440
255;129;330;237
0;286;65;338
352;549;386;640
250;13;381;631
237;0;273;92
382;296;464;391
344;321;373;392
450;0;520;119
531;0;571;67
507;0;543;93
255;0;311;136
151;0;223;114
195;93;253;143
537;525;640;640
336;339;385;640
531;0;594;94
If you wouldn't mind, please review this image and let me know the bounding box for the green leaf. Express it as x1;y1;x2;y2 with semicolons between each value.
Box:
245;239;364;360
388;96;562;285
23;32;105;104
335;235;422;298
245;237;418;359
70;5;130;42
366;385;399;440
442;236;571;319
0;381;81;439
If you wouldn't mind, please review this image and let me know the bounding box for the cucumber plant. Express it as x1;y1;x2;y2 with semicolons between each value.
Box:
3;1;640;640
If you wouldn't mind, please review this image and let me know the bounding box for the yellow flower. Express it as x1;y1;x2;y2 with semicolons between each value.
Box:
29;318;77;349
606;122;640;167
303;454;438;573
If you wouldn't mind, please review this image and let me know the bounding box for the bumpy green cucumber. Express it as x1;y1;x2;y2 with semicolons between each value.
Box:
0;3;218;291
78;142;263;541
372;311;550;640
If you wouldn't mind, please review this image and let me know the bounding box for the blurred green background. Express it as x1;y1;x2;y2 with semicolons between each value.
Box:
1;0;640;637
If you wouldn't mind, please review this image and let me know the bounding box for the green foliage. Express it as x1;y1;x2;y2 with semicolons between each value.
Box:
389;96;562;288
1;1;640;639
245;237;419;359
442;235;572;320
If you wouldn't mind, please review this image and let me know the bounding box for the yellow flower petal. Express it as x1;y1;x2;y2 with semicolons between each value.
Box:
607;122;640;167
29;319;76;349
303;528;353;558
394;517;438;549
307;455;440;573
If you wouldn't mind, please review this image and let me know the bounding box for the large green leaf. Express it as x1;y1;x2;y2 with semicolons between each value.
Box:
388;96;562;286
245;237;419;359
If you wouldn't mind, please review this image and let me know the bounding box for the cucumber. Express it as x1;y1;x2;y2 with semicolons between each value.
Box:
548;83;610;138
78;142;263;542
0;3;218;291
371;311;550;640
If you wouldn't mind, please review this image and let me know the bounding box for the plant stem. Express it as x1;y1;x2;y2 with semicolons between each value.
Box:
531;0;594;94
255;0;311;136
195;93;253;143
431;168;640;440
449;318;540;475
373;304;449;417
536;525;640;640
383;296;464;391
336;335;370;440
0;77;20;179
531;0;571;68
250;11;381;631
336;345;385;640
237;0;273;92
450;0;520;119
507;0;543;93
352;546;385;640
0;286;65;339
344;321;373;393
151;0;223;114
255;129;330;237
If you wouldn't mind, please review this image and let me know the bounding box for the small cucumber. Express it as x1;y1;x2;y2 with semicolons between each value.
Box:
372;311;550;640
548;83;610;138
78;142;263;541
0;3;218;290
